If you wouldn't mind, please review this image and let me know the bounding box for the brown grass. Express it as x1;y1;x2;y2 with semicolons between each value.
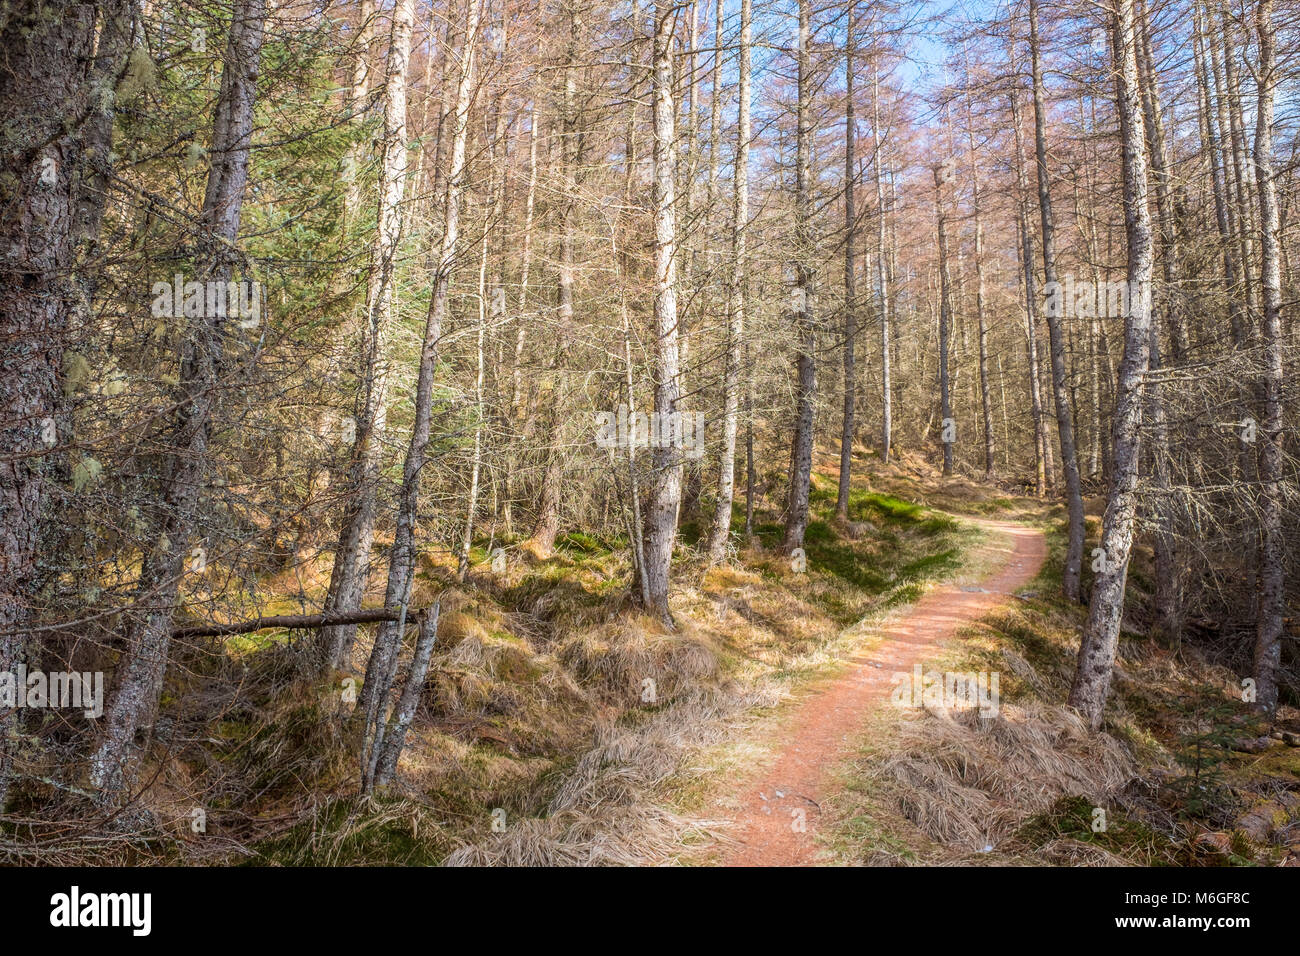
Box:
878;703;1136;852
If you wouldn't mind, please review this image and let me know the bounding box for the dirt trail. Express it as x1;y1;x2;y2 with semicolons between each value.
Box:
720;518;1047;866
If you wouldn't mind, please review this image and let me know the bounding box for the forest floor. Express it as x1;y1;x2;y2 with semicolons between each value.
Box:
24;447;1296;867
241;448;1300;867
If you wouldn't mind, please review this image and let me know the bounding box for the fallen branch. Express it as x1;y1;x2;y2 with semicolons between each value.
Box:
173;607;427;639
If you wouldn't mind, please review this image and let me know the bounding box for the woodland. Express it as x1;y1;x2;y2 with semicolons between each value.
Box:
0;0;1296;866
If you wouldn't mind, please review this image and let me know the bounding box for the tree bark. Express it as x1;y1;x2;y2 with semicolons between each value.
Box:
962;52;996;481
640;0;683;619
371;601;441;790
175;607;412;640
320;0;416;672
836;2;858;518
341;0;377;235
1135;0;1181;642
1068;2;1154;729
933;163;954;477
1029;0;1085;602
706;0;750;564
0;0;100;810
528;1;583;555
873;64;892;464
1009;79;1048;498
91;0;268;795
782;0;817;553
1252;0;1284;715
355;0;476;731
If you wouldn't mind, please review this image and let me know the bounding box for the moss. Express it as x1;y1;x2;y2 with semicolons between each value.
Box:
806;539;888;592
1013;796;1185;865
850;491;924;524
246;795;449;866
557;530;619;556
897;548;961;581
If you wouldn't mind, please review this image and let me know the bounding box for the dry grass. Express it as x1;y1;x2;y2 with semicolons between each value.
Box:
433;462;976;866
2;451;993;866
444;685;777;866
824;501;1300;868
877;703;1136;852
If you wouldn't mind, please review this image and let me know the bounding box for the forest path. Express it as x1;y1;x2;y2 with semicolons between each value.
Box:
717;516;1047;866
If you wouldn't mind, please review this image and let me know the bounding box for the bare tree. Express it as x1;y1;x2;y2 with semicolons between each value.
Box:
836;0;859;519
872;61;893;464
356;0;478;740
933;159;954;477
1028;0;1085;602
91;0;269;795
528;0;584;555
320;0;417;672
1068;0;1154;729
639;0;683;619
962;50;995;481
783;0;817;553
707;0;751;564
1252;0;1284;714
1008;73;1049;498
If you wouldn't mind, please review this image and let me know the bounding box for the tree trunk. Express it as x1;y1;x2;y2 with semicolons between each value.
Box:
528;1;582;555
962;54;996;481
459;227;489;582
0;0;100;810
1252;0;1284;715
1009;81;1048;498
640;0;682;619
1029;0;1085;602
320;0;416;672
782;0;817;553
341;0;377;235
706;0;750;563
371;601;440;789
1135;0;1181;641
356;0;476;734
836;3;857;519
1068;2;1154;729
933;163;954;477
873;64;892;464
91;0;268;795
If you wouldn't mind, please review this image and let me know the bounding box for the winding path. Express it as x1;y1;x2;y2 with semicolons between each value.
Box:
721;518;1047;866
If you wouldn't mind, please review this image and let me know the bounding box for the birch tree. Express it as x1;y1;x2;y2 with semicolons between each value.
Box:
836;1;859;519
356;0;478;735
1252;0;1284;715
1028;0;1085;602
783;0;817;553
